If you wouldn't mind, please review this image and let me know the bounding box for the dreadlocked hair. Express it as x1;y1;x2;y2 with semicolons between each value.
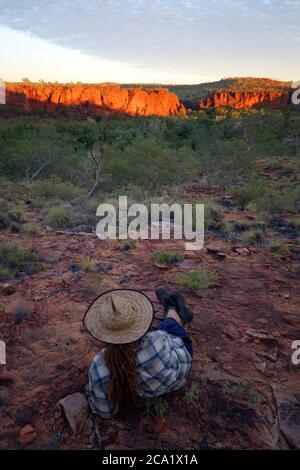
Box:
104;343;139;410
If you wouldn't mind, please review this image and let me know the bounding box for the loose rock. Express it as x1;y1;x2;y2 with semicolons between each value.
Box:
18;425;37;444
58;392;89;435
1;283;16;296
279;403;300;449
234;247;250;256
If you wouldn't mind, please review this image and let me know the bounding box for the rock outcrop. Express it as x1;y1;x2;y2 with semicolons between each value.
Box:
5;83;185;117
18;425;37;444
4;82;293;115
199;90;290;110
58;392;89;435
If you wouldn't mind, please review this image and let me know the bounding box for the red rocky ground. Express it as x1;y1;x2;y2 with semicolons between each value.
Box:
0;208;300;450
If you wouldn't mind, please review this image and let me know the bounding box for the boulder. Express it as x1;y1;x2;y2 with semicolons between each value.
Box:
58;392;89;435
255;362;267;375
234;247;250;256
18;425;37;444
1;283;16;296
279;403;300;449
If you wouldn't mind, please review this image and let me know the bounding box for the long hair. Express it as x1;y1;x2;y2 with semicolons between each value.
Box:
104;343;139;410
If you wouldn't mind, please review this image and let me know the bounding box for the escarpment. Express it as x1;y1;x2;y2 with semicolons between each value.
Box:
5;83;186;117
199;90;290;109
3;81;294;116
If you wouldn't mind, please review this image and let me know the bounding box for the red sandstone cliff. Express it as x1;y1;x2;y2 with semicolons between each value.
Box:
4;82;293;115
199;90;290;110
5;83;185;117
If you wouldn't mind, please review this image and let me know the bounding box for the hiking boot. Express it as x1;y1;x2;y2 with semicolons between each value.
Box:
170;290;193;325
155;287;176;313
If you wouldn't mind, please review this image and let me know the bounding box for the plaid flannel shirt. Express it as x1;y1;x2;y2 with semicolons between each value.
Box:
88;329;192;418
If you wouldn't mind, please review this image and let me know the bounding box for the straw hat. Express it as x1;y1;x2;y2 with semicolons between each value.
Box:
83;289;154;344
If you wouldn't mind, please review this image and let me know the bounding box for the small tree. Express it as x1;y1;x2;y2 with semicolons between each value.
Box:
231;187;253;211
87;133;108;198
231;181;266;211
10;126;72;183
63;121;110;198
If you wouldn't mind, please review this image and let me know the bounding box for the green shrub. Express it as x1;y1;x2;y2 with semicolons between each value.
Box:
153;251;183;265
0;180;24;203
0;197;10;213
231;181;266;211
185;382;201;401
176;268;217;291
222;379;264;405
287;217;300;235
81;259;93;272
23;222;41;234
121;239;137;250
141;397;169;418
30;179;84;202
69;206;96;232
257;188;299;215
0;267;14;281
205;202;225;231
85;198;100;215
7;205;26;224
270;240;289;255
103;139;184;192
123;183;149;201
10;222;21;233
46;207;72;229
0;215;10;229
233;220;265;232
241;228;265;246
231;187;254;211
0;241;42;279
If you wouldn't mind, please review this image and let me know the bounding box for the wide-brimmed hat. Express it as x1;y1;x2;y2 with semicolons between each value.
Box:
83;289;154;344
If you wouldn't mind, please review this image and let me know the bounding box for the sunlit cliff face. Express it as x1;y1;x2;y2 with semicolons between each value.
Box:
5;83;185;117
4;82;294;117
200;91;291;110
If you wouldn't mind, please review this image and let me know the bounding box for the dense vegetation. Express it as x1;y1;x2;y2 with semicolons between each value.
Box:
0;105;299;253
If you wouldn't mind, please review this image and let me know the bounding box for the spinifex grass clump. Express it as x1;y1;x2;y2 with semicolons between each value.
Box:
241;228;265;246
46;207;72;229
121;238;137;251
7;205;26;224
153;251;183;266
176;268;217;292
270;240;290;256
23;222;41;235
185;381;201;401
205;202;225;231
141;397;169;419
30;179;84;203
0;201;26;233
0;241;44;280
81;259;93;272
233;220;265;233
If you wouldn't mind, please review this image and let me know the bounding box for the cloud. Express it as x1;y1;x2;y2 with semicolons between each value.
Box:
0;0;299;75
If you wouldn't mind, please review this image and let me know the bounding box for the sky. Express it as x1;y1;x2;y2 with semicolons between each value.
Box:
0;0;299;84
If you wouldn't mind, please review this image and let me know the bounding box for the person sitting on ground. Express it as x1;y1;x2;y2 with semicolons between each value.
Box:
84;287;193;418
